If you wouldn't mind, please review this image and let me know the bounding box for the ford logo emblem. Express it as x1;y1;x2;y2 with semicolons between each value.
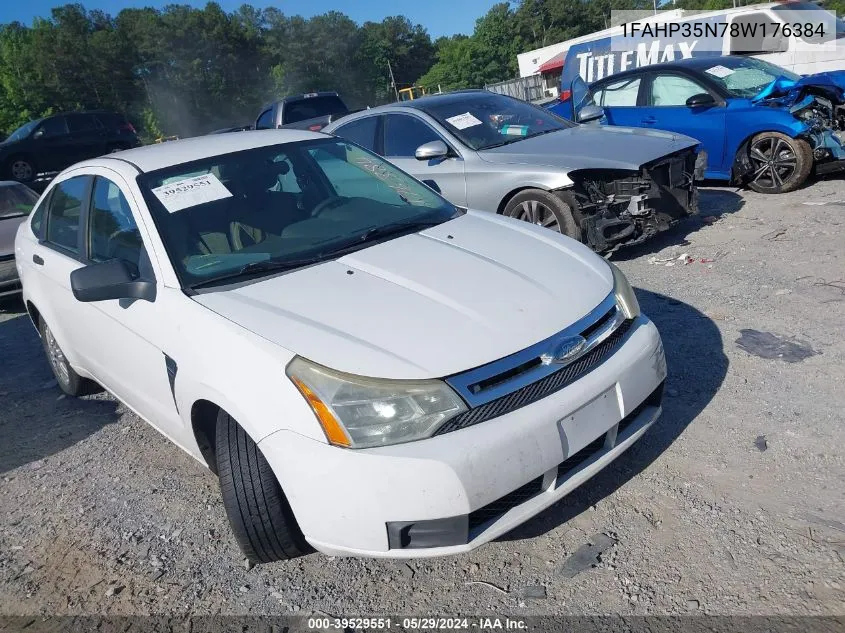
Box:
540;335;587;366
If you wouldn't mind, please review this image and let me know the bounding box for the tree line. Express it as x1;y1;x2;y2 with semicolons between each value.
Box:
1;0;837;140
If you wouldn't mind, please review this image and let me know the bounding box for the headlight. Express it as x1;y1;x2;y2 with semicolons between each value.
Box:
286;357;468;449
609;262;640;319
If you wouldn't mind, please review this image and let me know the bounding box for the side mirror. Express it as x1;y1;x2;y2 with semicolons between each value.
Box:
686;93;716;108
577;104;605;123
70;259;156;303
415;140;449;161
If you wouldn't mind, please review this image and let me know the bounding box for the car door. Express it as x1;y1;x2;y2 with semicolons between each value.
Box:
635;71;727;171
30;116;71;173
381;113;467;206
29;175;93;363
75;171;181;434
66;113;108;163
589;74;645;128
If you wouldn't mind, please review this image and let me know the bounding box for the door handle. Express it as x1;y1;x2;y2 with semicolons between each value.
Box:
32;254;44;265
641;116;657;124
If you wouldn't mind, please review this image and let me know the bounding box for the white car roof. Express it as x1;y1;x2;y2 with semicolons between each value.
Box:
80;129;328;174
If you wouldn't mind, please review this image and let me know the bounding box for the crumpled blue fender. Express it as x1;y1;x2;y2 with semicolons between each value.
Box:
753;70;845;104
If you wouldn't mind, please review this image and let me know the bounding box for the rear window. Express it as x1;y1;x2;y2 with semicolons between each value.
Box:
93;112;127;129
283;96;346;125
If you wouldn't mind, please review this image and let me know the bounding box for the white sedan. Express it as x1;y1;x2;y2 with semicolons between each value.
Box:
15;130;666;562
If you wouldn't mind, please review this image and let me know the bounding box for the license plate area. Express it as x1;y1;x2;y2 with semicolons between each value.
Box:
557;386;621;457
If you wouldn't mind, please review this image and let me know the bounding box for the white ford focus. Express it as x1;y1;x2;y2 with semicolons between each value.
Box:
15;130;666;562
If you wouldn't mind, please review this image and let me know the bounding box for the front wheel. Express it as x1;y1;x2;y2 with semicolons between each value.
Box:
745;132;812;194
216;410;309;563
503;189;582;240
39;319;86;396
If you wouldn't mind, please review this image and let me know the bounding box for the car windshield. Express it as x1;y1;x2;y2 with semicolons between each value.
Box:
772;2;845;39
0;183;39;218
701;57;801;98
138;138;459;289
5;120;39;143
420;92;575;151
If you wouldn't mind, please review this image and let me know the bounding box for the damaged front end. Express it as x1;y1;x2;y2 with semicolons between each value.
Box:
790;93;845;173
745;73;845;177
565;147;701;253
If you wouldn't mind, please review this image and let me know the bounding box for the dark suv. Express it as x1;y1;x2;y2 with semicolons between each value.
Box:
0;111;140;184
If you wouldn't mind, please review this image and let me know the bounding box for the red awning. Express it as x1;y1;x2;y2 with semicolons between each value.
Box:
538;52;565;74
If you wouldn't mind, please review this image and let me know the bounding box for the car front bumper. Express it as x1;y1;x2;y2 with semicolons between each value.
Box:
259;314;666;558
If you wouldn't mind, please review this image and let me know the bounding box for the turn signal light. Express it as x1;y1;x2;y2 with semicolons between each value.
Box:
290;376;351;447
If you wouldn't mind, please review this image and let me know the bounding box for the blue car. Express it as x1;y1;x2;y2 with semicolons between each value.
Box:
556;56;845;194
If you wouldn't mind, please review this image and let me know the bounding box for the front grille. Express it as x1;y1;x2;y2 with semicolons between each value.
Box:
434;319;633;435
467;475;544;532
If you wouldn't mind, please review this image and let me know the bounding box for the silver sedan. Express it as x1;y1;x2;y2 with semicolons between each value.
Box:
324;90;702;252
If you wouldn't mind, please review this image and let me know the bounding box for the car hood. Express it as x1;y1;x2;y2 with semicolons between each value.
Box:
477;125;699;171
753;70;845;106
192;212;614;379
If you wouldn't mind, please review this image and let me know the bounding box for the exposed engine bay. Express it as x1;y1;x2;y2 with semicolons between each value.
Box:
563;147;700;253
790;91;845;171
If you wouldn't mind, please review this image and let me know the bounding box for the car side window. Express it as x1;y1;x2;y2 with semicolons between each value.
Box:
67;114;102;133
594;77;641;107
37;116;69;139
383;114;441;158
30;192;50;239
333;116;379;152
45;177;89;254
88;177;143;269
649;75;708;106
256;109;274;130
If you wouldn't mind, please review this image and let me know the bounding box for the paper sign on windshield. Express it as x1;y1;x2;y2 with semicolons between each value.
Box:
705;65;734;79
445;112;482;130
151;173;232;213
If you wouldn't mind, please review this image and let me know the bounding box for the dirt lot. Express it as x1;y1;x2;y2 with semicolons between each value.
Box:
1;177;844;619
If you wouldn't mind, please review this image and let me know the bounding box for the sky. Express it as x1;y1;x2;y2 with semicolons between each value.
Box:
0;0;500;38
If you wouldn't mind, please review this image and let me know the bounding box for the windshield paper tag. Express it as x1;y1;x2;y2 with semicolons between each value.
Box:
151;173;232;213
705;65;734;79
445;112;482;130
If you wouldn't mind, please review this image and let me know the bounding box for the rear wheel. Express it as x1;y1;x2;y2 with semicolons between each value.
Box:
745;132;812;194
216;410;309;563
39;319;86;396
503;189;582;240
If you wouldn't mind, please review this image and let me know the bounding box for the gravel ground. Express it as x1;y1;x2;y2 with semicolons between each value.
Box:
1;176;844;618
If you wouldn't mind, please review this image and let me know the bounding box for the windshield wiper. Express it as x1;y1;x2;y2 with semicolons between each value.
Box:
190;220;445;290
357;219;445;243
190;256;327;289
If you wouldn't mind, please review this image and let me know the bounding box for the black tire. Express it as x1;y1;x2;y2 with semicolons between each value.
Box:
39;319;86;396
503;189;582;240
6;155;36;183
745;132;813;194
216;410;309;563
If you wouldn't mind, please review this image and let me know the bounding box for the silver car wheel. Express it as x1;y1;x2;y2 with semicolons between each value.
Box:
749;137;797;190
510;199;561;232
11;159;33;182
44;324;71;386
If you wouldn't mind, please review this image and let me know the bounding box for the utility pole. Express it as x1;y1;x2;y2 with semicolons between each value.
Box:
387;59;399;102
